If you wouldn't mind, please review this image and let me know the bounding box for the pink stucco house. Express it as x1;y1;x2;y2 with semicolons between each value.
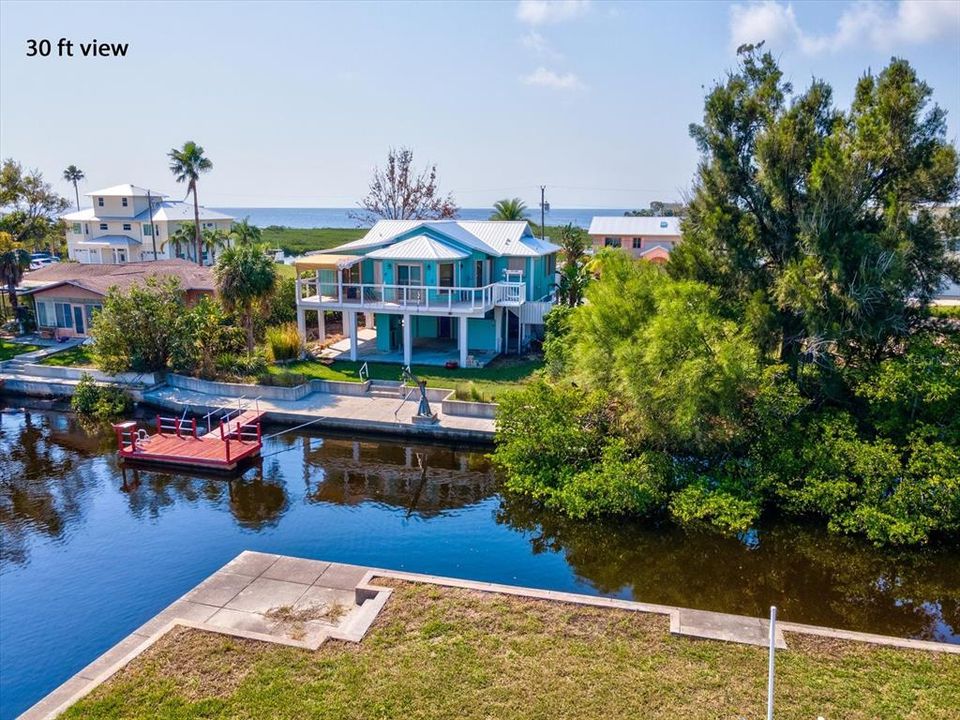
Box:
587;216;682;264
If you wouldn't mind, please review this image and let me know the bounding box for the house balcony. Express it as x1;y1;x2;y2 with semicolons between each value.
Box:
296;278;526;316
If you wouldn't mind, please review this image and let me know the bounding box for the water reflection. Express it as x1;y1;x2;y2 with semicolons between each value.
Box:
1;402;958;646
301;434;496;516
496;497;960;643
0;409;106;567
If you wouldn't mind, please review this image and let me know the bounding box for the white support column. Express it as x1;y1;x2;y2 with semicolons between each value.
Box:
494;307;503;354
296;306;307;343
459;315;468;367
364;311;374;329
317;310;325;343
402;313;412;367
346;310;358;361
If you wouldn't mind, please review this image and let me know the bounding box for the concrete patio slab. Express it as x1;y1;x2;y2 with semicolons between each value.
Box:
206;607;278;636
317;562;370;590
262;556;330;585
292;585;356;616
675;608;787;649
221;550;280;577
224;576;310;613
184;571;252;606
134;599;219;638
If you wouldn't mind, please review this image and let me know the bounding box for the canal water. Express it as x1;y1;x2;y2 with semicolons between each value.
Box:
1;403;958;718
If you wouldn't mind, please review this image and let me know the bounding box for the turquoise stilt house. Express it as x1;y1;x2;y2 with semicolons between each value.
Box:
294;220;558;367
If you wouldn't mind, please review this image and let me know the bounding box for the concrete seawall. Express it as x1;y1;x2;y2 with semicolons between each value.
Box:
2;370;498;442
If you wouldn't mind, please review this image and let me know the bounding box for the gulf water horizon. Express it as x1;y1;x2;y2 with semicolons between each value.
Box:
213;207;633;230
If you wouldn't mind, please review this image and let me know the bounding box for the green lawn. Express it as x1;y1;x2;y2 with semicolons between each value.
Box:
0;339;41;361
265;357;543;402
38;345;95;367
261;227;366;257
64;580;960;720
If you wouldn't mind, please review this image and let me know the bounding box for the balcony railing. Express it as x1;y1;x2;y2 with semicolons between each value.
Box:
297;278;526;313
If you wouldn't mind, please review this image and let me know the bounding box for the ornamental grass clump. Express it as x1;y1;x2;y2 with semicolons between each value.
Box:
266;323;304;362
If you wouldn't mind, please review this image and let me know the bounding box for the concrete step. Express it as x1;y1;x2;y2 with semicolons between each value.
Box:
368;387;405;399
366;380;405;398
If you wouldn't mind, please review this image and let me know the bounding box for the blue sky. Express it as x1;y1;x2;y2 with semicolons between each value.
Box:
1;0;958;209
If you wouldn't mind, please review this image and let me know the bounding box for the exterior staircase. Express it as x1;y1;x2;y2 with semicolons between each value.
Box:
367;379;406;399
2;358;29;373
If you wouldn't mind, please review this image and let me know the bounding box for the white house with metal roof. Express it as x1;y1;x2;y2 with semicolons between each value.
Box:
294;219;559;367
62;184;234;265
587;216;682;264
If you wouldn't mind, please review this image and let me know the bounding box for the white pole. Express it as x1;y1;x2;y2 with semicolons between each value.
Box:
767;605;777;720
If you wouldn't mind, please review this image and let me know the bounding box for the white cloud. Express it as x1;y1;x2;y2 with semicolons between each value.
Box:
729;0;960;55
516;0;590;26
521;30;563;59
520;66;585;90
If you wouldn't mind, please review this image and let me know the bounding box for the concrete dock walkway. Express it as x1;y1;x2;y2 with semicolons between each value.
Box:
143;384;495;442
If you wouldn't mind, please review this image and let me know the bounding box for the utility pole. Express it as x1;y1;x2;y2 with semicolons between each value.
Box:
146;190;158;261
540;185;546;240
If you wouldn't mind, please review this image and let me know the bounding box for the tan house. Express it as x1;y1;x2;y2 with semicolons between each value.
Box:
62;184;234;265
19;260;215;338
587;216;682;264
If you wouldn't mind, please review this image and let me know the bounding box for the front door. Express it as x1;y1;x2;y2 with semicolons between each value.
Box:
396;264;423;303
73;306;85;335
438;263;454;292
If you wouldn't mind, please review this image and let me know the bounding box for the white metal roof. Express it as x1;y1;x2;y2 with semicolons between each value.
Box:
76;235;142;247
62;208;99;221
588;216;682;237
85;184;167;198
327;220;558;258
62;201;233;223
366;234;470;261
141;201;234;222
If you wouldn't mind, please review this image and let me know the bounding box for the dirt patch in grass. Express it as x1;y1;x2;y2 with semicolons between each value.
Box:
65;581;960;720
265;602;348;639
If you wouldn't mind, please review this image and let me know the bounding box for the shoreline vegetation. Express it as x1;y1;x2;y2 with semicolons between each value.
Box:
494;50;960;550
63;580;960;720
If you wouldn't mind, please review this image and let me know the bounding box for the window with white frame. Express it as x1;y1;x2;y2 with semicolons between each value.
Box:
633;237;643;249
122;223;132;231
55;303;73;328
99;223;108;231
97;197;104;207
604;237;621;248
142;223;153;236
72;223;82;234
121;197;128;207
36;301;49;326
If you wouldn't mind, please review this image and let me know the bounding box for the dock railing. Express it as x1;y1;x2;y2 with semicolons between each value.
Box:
156;415;198;439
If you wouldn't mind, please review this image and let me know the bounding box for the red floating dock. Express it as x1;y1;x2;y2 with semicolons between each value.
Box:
112;410;265;471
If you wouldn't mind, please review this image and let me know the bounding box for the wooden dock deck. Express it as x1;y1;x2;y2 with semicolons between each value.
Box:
112;410;264;471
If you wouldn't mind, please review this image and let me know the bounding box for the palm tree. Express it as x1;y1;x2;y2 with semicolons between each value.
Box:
162;222;195;259
62;165;85;210
0;231;30;314
229;217;262;246
214;244;278;352
167;141;213;266
553;224;591;306
490;198;529;221
201;228;229;264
